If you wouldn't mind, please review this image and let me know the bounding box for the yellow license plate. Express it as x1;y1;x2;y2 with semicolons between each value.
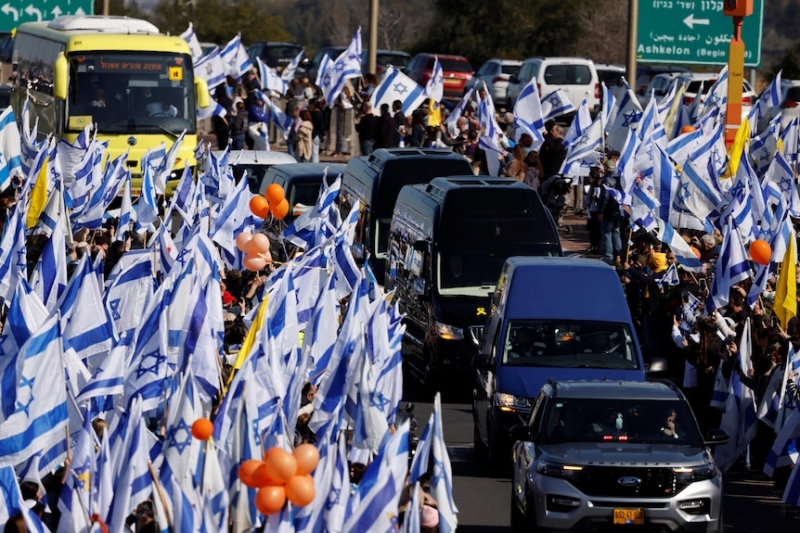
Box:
129;189;141;197
443;78;460;85
613;508;644;525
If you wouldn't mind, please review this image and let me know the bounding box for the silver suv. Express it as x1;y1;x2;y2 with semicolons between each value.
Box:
510;380;728;533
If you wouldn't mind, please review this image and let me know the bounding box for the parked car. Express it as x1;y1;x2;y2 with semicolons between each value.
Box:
634;65;691;96
361;49;411;77
509;379;727;533
506;57;600;113
464;58;522;106
472;256;652;468
305;46;346;82
759;79;800;132
406;53;473;103
247;41;305;74
595;63;626;95
637;71;686;107
675;72;755;118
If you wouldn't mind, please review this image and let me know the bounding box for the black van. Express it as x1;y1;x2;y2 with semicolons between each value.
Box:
259;162;345;223
384;176;562;387
339;148;473;284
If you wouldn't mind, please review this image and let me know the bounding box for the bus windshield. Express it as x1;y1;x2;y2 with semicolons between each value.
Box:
67;52;196;135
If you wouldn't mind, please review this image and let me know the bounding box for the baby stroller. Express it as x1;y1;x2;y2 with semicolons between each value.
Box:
540;174;573;234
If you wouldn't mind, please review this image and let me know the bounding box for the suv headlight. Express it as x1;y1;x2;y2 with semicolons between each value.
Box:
535;460;583;482
494;392;531;413
673;463;718;484
435;321;464;340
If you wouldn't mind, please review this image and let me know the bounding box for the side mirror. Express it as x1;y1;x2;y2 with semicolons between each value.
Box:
471;351;493;371
195;77;210;108
704;428;729;446
508;424;535;442
53;52;68;100
646;357;668;374
413;239;428;252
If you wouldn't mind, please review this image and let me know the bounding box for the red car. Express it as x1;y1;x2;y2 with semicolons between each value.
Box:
406;53;473;103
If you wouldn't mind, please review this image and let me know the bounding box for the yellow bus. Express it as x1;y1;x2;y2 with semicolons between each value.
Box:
10;15;209;192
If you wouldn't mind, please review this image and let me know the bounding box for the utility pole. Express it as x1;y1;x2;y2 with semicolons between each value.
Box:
626;0;638;89
723;0;753;148
103;0;110;15
368;0;379;76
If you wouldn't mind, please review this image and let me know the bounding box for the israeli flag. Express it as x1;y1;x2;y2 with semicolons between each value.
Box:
540;88;576;121
707;222;751;313
0;106;23;191
257;56;287;96
371;66;427;115
672;159;722;223
0;279;47;357
220;34;253;79
562;98;593;146
319;28;362;104
281;49;305;81
180;23;204;63
424;56;444;102
749;70;781;135
194;46;226;90
781;115;799;165
656;218;703;272
606;82;643;152
559;118;603;177
513;77;545;147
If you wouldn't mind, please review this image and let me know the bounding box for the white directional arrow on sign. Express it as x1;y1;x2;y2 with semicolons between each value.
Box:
52;6;63;17
1;3;19;21
24;5;42;21
683;13;710;29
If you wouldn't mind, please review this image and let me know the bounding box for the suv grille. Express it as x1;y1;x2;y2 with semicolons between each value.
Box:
570;466;689;498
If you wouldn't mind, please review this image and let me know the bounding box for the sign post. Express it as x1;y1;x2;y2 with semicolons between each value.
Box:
0;0;93;33
637;0;764;67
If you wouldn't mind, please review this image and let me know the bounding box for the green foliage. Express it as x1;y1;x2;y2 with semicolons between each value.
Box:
767;41;800;82
411;0;597;67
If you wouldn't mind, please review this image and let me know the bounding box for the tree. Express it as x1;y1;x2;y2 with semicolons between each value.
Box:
768;41;800;82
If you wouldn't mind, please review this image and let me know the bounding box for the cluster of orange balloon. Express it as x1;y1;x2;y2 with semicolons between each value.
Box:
249;184;290;222
238;445;320;515
190;418;214;440
236;231;273;271
750;239;772;266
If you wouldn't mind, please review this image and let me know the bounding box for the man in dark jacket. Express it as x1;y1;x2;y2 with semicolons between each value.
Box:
375;103;399;149
310;99;326;162
538;119;567;178
392;100;406;133
355;102;379;156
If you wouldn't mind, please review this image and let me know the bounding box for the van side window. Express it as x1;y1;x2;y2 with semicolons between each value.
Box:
573;65;592;85
544;65;569;85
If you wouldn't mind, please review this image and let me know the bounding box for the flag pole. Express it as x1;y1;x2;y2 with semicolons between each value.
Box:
148;461;173;527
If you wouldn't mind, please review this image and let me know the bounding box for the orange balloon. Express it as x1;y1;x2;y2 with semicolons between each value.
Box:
190;418;213;440
271;198;290;221
235;232;253;253
265;183;285;205
250;195;269;217
285;474;315;507
243;253;268;272
250;233;271;253
293;444;320;476
750;238;772;266
238;459;264;488
263;447;297;484
251;463;280;487
255;485;286;515
680;125;697;134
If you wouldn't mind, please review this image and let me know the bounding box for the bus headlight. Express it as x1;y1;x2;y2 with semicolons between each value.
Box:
435;321;464;340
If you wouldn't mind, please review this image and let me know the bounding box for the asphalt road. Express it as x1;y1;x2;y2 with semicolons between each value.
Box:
406;383;800;532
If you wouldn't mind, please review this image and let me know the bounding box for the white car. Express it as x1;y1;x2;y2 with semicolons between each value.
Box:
676;73;755;118
506;57;600;114
757;79;800;133
464;58;522;108
638;72;686;107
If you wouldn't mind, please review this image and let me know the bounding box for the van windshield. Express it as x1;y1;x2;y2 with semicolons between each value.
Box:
502;319;639;370
437;246;559;294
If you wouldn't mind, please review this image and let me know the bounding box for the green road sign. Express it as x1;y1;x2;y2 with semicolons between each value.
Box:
0;0;94;33
637;0;764;67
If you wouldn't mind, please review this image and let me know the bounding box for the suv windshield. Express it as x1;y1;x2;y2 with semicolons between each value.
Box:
541;397;702;446
502;319;639;369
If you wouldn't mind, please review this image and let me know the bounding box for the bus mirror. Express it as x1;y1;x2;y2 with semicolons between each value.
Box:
195;77;210;108
54;53;68;100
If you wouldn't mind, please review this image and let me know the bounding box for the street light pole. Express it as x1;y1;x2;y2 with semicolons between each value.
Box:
626;0;638;90
368;0;379;76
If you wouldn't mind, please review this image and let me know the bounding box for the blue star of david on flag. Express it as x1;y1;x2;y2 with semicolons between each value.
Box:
175;247;191;267
109;298;122;321
678;182;692;204
135;349;167;378
393;82;408;95
622;111;640;127
325;488;341;510
369;391;390;411
167;418;193;455
547;94;561;106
